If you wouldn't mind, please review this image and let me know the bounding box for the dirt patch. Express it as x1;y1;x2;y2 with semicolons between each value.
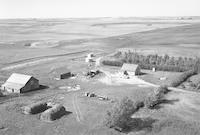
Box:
98;71;156;87
29;40;59;48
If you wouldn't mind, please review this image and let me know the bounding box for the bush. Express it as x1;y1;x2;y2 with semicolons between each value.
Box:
104;97;142;131
144;86;168;109
155;85;169;95
144;93;161;109
169;70;197;87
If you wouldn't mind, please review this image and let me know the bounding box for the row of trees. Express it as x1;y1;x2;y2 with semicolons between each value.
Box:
104;86;169;132
110;51;200;72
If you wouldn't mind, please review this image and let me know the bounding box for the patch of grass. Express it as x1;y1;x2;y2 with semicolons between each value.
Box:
152;118;200;135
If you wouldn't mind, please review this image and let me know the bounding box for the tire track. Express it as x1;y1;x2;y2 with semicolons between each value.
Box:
1;50;89;71
72;93;82;123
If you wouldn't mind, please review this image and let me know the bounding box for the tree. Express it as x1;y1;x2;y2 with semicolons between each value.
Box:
104;97;139;130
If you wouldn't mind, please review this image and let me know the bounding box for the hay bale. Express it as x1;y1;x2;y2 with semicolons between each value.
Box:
22;101;48;114
40;104;66;122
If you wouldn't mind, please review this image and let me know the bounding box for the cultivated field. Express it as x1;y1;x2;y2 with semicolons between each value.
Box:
0;17;200;135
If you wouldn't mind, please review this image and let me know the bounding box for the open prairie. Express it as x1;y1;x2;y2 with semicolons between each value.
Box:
1;17;200;135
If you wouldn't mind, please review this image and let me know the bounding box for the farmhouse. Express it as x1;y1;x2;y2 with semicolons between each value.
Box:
121;63;141;76
1;73;39;93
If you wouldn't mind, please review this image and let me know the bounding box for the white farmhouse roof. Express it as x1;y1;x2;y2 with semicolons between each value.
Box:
121;63;139;72
6;73;33;85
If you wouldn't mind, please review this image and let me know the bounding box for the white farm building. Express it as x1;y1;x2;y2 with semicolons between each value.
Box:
121;63;141;76
1;73;39;93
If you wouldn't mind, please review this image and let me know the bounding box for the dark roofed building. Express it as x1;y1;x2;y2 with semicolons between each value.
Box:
51;67;72;80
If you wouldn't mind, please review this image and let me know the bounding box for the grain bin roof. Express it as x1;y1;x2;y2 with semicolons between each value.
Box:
121;63;139;72
6;73;34;85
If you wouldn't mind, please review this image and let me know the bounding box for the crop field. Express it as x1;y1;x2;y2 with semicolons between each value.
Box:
1;17;200;135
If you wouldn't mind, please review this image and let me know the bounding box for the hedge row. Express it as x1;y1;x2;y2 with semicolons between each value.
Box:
144;86;169;109
104;86;170;131
104;97;144;131
102;59;123;67
169;70;197;87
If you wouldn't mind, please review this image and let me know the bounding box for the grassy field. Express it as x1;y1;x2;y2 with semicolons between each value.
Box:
139;70;182;86
1;17;200;135
100;23;200;57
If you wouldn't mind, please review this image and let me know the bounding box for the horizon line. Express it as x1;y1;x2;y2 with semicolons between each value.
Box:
0;16;200;20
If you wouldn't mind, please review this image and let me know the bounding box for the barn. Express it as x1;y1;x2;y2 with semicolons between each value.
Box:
121;63;141;76
1;73;39;93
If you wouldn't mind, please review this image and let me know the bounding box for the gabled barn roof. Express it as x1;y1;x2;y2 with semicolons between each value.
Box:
6;73;33;85
121;63;139;72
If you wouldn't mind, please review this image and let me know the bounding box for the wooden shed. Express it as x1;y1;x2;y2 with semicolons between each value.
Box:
51;67;72;80
60;72;72;79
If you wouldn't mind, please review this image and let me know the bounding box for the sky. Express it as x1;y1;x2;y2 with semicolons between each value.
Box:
0;0;199;18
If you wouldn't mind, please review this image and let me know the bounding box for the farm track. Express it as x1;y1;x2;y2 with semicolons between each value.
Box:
73;93;83;123
4;50;89;65
1;50;89;70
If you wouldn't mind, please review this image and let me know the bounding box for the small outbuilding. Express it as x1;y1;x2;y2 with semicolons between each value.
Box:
152;67;156;72
85;57;93;63
1;73;39;93
60;72;72;79
121;63;141;76
85;53;94;63
87;53;94;58
52;67;72;80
